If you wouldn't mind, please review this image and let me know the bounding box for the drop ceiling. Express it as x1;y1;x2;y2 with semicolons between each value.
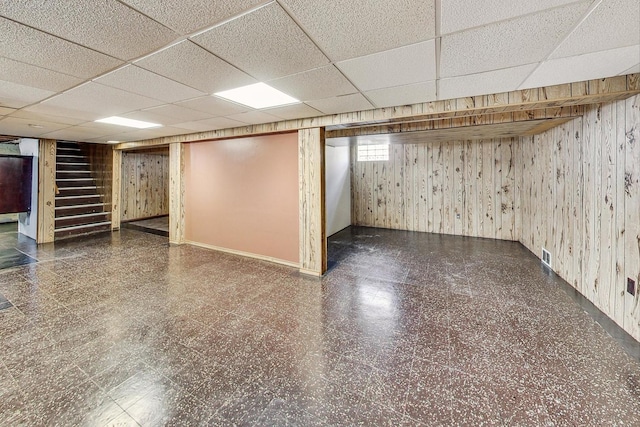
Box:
0;0;638;143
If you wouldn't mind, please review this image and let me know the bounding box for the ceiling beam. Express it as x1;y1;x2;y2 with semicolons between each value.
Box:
115;74;639;150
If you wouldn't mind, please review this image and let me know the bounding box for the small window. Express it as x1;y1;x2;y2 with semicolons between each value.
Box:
357;144;389;161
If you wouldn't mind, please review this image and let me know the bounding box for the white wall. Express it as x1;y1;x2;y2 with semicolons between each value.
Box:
18;139;38;240
325;145;351;236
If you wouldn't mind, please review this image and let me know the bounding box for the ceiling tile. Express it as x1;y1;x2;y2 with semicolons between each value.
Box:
336;40;436;91
620;63;640;75
0;17;123;79
521;45;640;89
0;116;71;138
263;103;323;120
365;81;437;108
440;2;592;78
191;2;329;80
107;126;195;142
0;80;55;108
0;107;16;116
441;0;582;35
279;0;435;61
37;83;164;118
550;0;640;59
176;96;248;116
439;64;537;100
136;41;256;93
95;65;206;103
39;123;128;141
8;110;86;126
225;110;281;125
0;0;178;60
0;56;82;92
267;66;356;101
123;104;213;126
173;117;246;132
306;93;374;115
120;0;266;34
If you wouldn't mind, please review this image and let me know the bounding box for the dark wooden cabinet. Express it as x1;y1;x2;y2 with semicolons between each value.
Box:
0;155;33;214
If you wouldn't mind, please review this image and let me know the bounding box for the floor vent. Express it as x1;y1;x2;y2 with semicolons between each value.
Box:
542;248;552;269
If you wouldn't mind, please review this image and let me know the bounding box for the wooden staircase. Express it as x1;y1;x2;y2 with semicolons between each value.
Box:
55;141;111;239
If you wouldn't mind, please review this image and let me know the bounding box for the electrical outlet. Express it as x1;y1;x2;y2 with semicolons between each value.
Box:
541;248;551;268
628;278;636;296
455;213;461;219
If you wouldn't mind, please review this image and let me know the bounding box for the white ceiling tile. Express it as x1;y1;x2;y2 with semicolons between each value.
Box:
365;81;437;108
0;107;16;116
95;65;206;103
8;111;86;126
173;117;246;132
620;63;640;75
439;64;538;100
440;2;592;78
39;83;164;118
175;96;248;116
336;40;436;91
263;103;323;120
0;116;71;138
0;0;178;60
521;45;640;90
441;0;583;35
225;110;281;125
279;0;435;61
0;17;123;79
123;104;213;126
191;2;329;80
267;66;356;101
136;41;256;93
306;93;374;115
550;0;640;59
0;80;55;108
22;103;101;122
107;126;195;142
120;0;266;34
0;56;82;92
39;123;128;141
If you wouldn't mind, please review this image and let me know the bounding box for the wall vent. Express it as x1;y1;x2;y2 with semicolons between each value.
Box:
542;248;552;269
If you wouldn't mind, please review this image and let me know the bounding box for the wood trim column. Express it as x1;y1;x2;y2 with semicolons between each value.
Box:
169;142;185;245
111;148;122;230
37;139;56;244
298;127;326;276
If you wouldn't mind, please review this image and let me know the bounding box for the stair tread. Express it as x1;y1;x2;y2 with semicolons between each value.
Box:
55;203;109;209
55;221;111;231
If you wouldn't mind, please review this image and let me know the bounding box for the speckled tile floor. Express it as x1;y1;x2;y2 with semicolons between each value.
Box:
1;226;639;426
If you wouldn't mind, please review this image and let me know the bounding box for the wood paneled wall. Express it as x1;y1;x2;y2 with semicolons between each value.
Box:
518;95;640;340
86;143;113;209
37;139;55;244
351;138;517;240
121;150;169;222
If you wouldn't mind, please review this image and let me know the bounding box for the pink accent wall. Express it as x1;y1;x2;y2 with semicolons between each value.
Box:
184;133;299;264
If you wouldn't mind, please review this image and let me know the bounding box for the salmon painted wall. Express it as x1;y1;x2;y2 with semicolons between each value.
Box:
184;133;299;264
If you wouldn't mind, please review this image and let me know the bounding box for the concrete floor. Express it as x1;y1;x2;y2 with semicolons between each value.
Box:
0;226;639;425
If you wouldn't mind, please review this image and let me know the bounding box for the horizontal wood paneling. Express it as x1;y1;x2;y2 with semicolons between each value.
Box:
352;138;517;240
518;95;640;341
121;151;169;222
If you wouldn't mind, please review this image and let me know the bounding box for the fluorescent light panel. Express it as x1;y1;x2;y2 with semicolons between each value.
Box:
214;82;300;109
95;116;161;129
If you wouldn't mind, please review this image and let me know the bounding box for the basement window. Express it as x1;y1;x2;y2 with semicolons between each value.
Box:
357;144;389;161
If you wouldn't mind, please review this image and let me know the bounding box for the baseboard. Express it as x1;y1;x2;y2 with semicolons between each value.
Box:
185;240;300;269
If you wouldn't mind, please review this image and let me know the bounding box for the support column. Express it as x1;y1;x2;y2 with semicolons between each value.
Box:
111;149;122;230
37;139;56;244
298;128;326;276
169;142;185;245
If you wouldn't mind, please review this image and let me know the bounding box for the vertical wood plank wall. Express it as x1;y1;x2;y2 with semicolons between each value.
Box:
111;150;122;230
121;151;169;221
351;138;517;241
86;143;113;218
36;139;56;244
518;95;640;341
299;128;327;276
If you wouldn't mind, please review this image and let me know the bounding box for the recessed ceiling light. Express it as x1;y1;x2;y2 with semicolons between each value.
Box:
107;140;120;144
214;83;300;109
28;124;44;128
95;116;161;129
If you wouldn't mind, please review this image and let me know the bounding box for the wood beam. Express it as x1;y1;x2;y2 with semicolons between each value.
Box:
111;149;122;230
36;139;55;244
169;142;185;245
115;74;639;151
298;128;326;276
